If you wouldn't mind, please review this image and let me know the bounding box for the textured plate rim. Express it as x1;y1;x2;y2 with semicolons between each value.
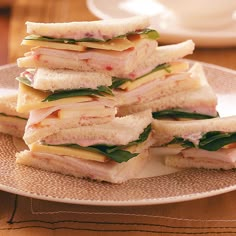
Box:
2;181;236;206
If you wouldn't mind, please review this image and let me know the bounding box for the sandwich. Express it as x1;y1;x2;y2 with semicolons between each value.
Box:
152;116;236;170
14;16;209;184
16;68;117;144
124;39;195;80
17;16;160;78
16;110;154;183
110;40;195;107
24;16;152;46
0;89;28;138
18;67;112;92
117;63;218;119
18;38;194;80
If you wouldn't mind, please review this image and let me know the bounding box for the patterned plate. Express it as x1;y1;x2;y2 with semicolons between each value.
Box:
0;62;236;206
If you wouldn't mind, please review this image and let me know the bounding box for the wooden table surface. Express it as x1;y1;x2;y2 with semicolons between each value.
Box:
0;1;236;235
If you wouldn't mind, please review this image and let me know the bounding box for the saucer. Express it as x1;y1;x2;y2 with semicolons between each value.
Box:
86;0;236;48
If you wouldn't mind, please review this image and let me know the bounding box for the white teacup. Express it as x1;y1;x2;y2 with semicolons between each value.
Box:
158;0;236;29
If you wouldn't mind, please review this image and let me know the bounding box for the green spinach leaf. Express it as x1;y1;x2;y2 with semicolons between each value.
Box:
153;110;218;119
42;86;113;102
164;131;236;151
46;124;151;163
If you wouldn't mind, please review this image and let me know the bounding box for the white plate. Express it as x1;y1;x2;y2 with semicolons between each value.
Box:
0;62;236;206
86;0;236;48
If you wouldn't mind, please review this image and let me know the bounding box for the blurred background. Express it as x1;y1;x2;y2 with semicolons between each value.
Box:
0;0;235;69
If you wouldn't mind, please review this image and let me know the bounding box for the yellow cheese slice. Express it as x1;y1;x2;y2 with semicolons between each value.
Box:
80;38;134;51
30;142;108;162
17;83;93;113
119;62;189;91
22;39;87;52
22;37;134;52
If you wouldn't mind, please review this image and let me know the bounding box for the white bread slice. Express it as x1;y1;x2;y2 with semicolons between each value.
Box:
152;40;194;65
43;109;152;146
117;63;217;116
165;154;236;170
26;16;150;40
152;116;236;147
24;115;115;145
118;85;217;116
17;39;157;78
0;115;27;138
32;68;112;91
16;149;149;184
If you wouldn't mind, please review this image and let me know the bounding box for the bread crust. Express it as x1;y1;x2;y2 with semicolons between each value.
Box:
16;149;149;183
153;116;236;146
33;68;112;91
0;115;27;138
26;16;150;40
42;109;152;146
118;85;217;116
165;154;236;170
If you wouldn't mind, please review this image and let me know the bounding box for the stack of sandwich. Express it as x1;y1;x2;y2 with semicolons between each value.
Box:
15;16;162;183
13;16;226;183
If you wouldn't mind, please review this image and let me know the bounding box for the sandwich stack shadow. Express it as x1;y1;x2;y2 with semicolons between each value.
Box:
14;16;219;183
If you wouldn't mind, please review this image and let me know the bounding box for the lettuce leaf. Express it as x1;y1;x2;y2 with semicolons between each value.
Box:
153;110;218;120
24;35;103;43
